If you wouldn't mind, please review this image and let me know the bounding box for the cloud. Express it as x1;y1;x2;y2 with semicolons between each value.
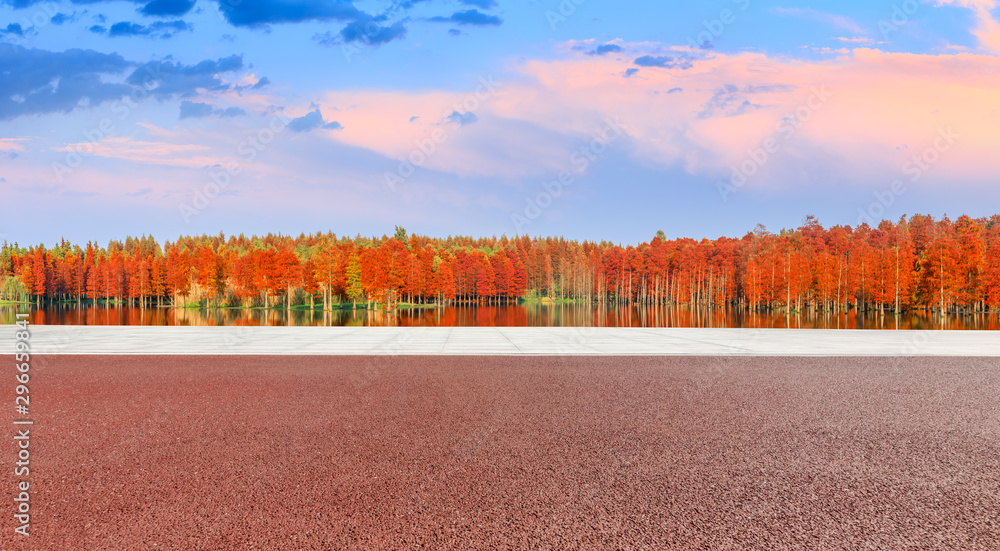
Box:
335;15;407;45
229;74;273;94
288;109;342;132
589;43;623;56
127;55;243;98
448;28;461;36
834;36;874;44
385;0;431;9
53;137;216;168
934;0;997;7
933;0;1000;53
105;20;192;39
0;43;132;121
450;9;501;25
697;85;763;119
216;0;362;28
771;7;864;34
213;0;434;50
125;188;152;197
668;87;682;94
140;0;196;16
50;13;75;25
459;0;496;7
634;55;693;69
0;45;245;120
109;21;152;37
0;23;25;36
623;68;639;78
179;100;247;119
0;138;27;152
445;110;478;125
309;45;1000;191
179;100;214;119
429;9;502;26
288;110;324;132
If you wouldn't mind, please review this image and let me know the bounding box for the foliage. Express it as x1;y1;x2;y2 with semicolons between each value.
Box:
4;214;999;312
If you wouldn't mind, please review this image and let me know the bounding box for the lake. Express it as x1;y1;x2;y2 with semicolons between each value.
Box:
2;303;998;330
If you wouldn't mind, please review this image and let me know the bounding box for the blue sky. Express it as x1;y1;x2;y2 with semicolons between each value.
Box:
3;0;1000;247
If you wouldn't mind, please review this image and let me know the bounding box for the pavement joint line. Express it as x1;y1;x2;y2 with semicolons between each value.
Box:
440;327;452;354
495;327;523;352
630;327;752;349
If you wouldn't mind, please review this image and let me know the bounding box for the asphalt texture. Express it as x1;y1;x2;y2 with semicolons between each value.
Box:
3;355;999;550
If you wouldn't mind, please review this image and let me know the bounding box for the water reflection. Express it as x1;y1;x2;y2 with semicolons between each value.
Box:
2;303;998;329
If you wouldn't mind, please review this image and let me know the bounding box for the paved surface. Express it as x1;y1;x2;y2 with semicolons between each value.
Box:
2;355;998;549
4;325;999;355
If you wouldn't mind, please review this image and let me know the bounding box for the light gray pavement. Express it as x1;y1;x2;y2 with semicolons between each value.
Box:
3;325;998;355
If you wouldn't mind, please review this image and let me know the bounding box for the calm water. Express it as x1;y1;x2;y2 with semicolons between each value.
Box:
2;303;998;329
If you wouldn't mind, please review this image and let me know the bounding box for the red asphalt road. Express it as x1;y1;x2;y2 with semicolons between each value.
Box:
3;355;999;550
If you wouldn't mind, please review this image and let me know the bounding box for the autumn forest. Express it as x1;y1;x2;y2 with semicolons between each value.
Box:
2;214;999;315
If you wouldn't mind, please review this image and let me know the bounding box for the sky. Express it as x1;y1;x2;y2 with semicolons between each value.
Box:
2;0;1000;247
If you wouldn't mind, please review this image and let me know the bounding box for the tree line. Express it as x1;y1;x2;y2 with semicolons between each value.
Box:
2;215;999;314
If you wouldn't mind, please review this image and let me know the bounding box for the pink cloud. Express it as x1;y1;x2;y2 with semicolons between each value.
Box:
32;37;997;202
54;137;218;168
934;0;1000;53
310;45;1000;190
314;88;574;179
0;138;28;152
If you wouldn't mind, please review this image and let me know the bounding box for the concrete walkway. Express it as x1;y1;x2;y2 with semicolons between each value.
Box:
3;325;998;355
